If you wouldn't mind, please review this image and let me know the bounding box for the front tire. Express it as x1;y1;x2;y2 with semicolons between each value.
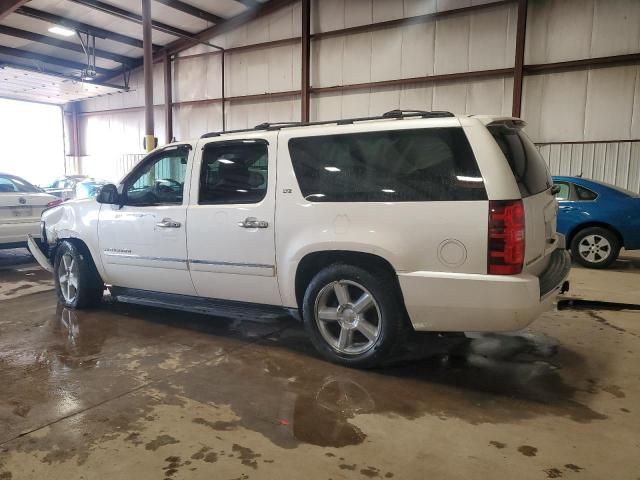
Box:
54;240;104;308
302;263;410;368
570;227;620;269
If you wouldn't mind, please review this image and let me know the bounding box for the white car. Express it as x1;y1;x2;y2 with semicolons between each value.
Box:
29;110;571;368
0;173;60;249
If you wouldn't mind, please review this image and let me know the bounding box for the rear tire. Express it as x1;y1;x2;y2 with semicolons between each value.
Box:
302;263;410;368
570;227;620;269
54;240;104;308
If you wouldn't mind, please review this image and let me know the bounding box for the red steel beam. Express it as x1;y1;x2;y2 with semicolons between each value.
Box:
163;52;173;143
525;53;640;75
142;0;155;150
0;0;29;21
301;0;310;122
511;0;527;118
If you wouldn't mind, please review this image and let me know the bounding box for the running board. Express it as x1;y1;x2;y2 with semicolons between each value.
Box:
111;287;292;321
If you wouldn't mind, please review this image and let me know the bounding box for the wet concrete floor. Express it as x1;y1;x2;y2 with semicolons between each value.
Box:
0;250;639;479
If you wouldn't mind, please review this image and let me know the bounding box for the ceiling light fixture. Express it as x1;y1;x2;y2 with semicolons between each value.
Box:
324;166;341;172
48;26;75;37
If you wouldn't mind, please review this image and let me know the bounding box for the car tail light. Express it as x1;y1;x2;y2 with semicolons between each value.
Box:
488;200;525;275
46;199;63;209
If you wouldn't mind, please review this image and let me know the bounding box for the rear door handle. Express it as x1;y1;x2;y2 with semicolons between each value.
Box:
238;217;269;229
156;218;182;228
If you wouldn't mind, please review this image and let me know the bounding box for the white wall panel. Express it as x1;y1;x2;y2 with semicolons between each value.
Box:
469;4;516;70
531;71;588;143
524;65;640;143
312;36;344;87
225;96;299;130
343;32;372;84
246;50;269;95
174;56;207;102
592;0;640;57
371;28;403;82
227;51;249;97
584;66;637;141
526;0;640;64
432;80;468;112
631;68;640;139
345;0;372;27
466;77;509;115
434;14;470;74
312;75;510;121
372;0;403;23
404;0;436;17
314;0;345;33
369;87;401;114
310;92;342;121
173;103;223;141
341;89;371;117
401;22;435;78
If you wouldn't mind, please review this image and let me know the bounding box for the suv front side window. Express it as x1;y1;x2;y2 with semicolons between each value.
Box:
123;148;189;206
199;141;268;205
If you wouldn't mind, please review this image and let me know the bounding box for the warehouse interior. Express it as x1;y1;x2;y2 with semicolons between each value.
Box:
0;0;639;478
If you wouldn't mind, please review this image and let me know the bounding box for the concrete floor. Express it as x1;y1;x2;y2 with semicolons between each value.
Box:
0;249;638;480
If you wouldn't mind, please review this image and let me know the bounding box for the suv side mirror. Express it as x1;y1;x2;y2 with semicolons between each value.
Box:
550;184;561;195
96;184;120;204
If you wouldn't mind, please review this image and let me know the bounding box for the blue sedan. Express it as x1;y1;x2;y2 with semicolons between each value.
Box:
552;176;640;268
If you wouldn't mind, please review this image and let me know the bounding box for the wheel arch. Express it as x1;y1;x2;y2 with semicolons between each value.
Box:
294;250;404;312
54;237;104;283
567;222;624;249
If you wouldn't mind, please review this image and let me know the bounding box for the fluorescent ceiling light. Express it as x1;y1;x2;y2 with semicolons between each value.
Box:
48;26;75;37
381;189;395;193
218;159;234;164
324;166;340;172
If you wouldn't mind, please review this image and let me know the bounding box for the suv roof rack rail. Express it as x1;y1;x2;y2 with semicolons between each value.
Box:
200;109;455;139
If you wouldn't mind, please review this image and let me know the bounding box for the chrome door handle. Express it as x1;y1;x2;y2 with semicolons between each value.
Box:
156;218;182;228
238;217;269;229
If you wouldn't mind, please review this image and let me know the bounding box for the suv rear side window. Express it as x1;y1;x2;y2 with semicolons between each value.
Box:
488;123;551;197
288;128;486;202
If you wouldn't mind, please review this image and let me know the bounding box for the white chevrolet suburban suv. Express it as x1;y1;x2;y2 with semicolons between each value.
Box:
29;110;571;368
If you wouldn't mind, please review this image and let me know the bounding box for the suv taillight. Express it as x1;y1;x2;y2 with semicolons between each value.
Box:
488;200;525;275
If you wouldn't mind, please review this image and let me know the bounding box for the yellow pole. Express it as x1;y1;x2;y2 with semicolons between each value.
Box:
145;134;155;153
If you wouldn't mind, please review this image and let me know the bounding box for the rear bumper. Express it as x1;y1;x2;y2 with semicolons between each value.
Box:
398;249;571;332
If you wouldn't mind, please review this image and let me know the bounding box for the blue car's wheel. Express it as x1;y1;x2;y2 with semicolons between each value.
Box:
570;227;620;269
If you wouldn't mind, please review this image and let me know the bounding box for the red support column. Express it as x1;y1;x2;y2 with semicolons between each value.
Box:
301;0;311;122
511;0;528;118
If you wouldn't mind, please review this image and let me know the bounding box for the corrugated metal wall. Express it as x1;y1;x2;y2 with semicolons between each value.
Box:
73;0;640;185
538;141;640;194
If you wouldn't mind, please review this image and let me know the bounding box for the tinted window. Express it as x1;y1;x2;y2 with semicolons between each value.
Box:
575;184;598;201
288;128;486;202
199;141;268;205
554;182;570;201
124;148;189;206
488;123;551;197
0;175;39;193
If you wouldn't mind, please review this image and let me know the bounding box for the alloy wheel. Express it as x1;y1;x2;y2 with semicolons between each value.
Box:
58;252;79;303
578;234;611;264
314;280;382;355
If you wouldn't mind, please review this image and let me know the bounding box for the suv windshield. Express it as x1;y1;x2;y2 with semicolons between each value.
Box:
488;122;551;197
